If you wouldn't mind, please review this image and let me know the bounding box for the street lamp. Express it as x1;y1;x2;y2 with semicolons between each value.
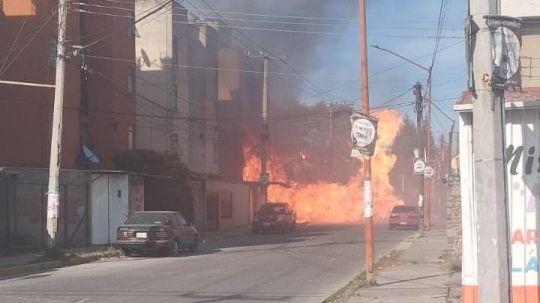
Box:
371;44;433;232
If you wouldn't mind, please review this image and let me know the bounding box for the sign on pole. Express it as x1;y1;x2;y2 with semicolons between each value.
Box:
484;15;522;91
424;166;434;178
350;112;378;158
413;158;426;175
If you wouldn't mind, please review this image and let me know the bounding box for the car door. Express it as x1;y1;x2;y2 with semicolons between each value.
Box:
167;214;181;243
174;213;192;247
285;205;293;224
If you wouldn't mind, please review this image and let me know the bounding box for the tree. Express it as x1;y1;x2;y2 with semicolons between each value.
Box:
114;150;194;222
389;116;418;205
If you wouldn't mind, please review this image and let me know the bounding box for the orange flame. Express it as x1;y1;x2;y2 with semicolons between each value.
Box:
243;109;404;223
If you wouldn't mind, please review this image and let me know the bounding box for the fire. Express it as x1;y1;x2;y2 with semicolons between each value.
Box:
243;109;404;223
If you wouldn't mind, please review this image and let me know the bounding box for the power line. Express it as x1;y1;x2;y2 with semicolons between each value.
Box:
0;16;29;74
0;10;58;77
432;101;455;122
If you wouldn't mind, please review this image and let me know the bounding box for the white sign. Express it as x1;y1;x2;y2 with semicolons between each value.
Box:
351;118;376;148
413;159;426;174
424;166;434;178
364;180;373;218
47;192;60;219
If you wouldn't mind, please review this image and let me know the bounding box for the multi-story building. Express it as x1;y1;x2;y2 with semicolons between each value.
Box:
187;20;219;175
0;0;136;169
134;0;190;160
135;1;219;175
217;33;263;180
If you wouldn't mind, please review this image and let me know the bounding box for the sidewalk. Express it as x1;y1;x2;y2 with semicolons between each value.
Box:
0;246;122;279
347;226;461;303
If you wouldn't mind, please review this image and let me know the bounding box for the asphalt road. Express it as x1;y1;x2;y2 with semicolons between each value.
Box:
0;224;415;303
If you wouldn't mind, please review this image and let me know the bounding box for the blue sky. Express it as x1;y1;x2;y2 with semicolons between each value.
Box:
197;0;468;138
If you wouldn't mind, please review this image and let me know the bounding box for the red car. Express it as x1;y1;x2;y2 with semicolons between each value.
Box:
388;205;420;230
252;202;297;233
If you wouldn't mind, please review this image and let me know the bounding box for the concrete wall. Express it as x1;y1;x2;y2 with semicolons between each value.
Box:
501;0;540;17
0;168;143;248
1;168;89;248
446;176;462;264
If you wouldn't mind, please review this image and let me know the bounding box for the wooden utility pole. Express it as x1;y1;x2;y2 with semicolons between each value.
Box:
414;82;425;237
46;0;70;251
470;0;512;301
358;0;375;286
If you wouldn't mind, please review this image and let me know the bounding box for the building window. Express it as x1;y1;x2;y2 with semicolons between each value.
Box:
172;35;178;64
220;192;233;219
127;67;135;94
172;84;178;110
128;124;134;149
48;35;57;68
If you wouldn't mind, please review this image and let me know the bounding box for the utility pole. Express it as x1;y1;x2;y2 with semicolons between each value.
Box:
371;45;433;231
470;0;512;302
358;0;375;286
425;77;432;231
414;82;425;237
46;0;70;251
259;55;270;206
328;103;333;176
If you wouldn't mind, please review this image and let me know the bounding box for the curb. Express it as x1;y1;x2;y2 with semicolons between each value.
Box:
0;261;62;278
0;251;123;279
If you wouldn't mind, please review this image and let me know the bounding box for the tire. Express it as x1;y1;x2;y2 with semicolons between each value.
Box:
283;223;289;233
169;239;179;257
291;221;296;232
190;235;199;252
388;225;394;230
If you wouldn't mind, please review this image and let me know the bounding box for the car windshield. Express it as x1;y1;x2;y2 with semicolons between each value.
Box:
260;205;287;214
125;213;169;225
392;206;417;213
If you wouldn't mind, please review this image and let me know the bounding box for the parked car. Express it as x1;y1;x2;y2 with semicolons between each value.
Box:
116;211;198;256
388;205;420;230
252;202;296;233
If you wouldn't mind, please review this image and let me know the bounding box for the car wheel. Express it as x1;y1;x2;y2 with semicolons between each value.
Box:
283;223;289;233
169;239;179;257
291;221;296;232
388;225;393;230
190;235;199;252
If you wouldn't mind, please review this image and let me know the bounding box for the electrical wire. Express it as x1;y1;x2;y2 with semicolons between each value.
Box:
0;10;58;77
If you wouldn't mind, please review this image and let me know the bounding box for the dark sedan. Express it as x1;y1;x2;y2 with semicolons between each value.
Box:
116;211;198;256
252;202;296;233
